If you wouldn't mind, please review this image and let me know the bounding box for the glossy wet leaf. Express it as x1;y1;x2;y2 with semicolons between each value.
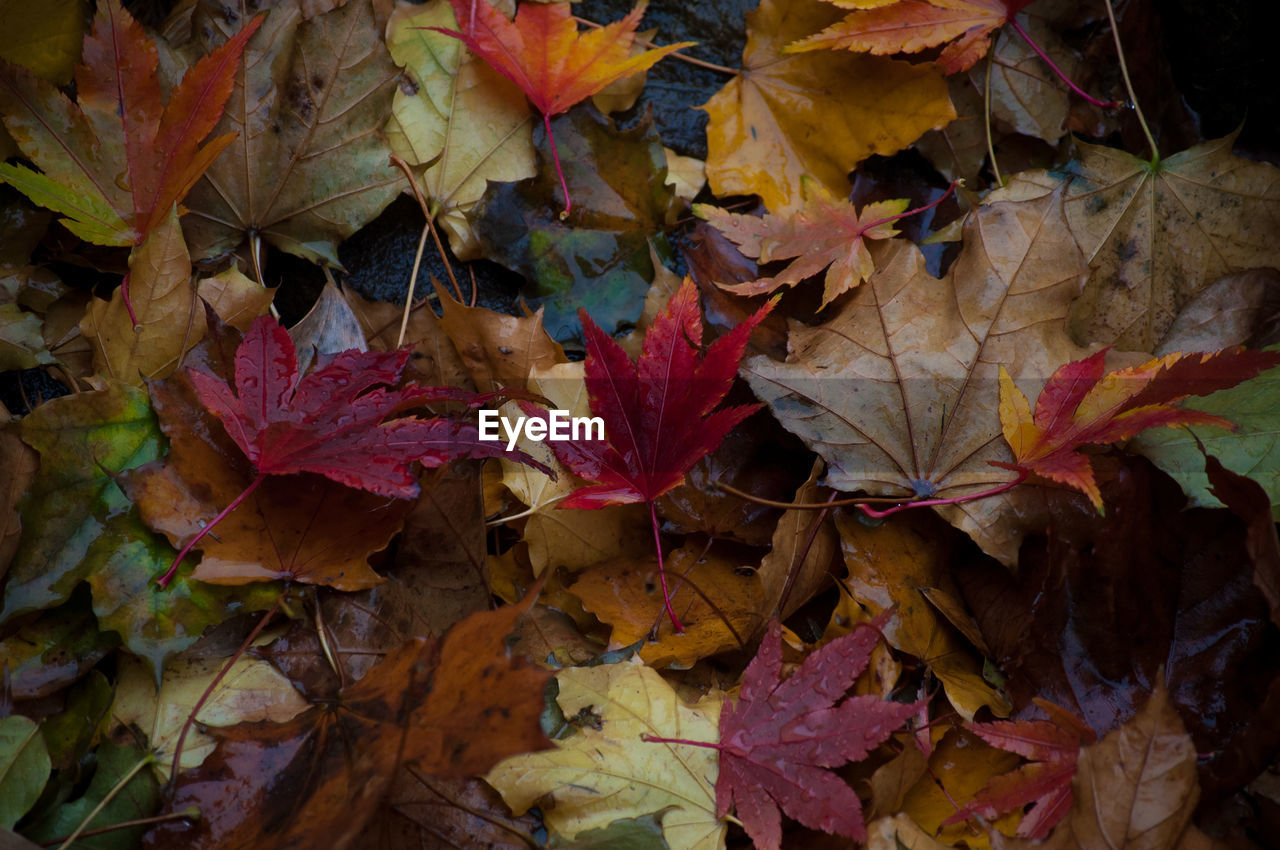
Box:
436;281;567;392
744;191;1090;565
179;0;401;265
474;105;681;344
39;671;113;771
0;593;118;699
0;716;50;829
701;0;954;213
487;658;724;850
1;381;162;622
954;454;1280;800
385;0;535;258
901;727;1022;847
987;134;1280;350
715;618;920;849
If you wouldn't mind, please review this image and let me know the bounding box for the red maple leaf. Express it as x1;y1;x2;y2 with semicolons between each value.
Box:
944;701;1094;839
158;314;543;586
545;278;773;629
648;618;919;849
998;347;1280;509
431;0;691;213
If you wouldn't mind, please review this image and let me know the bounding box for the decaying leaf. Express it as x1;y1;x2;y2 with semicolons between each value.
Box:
987;134;1280;350
744;190;1090;564
487;658;724;850
179;0;401;264
701;0;954;212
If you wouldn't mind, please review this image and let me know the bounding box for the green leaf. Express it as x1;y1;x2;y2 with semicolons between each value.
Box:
1;382;163;623
0;159;130;246
1134;348;1280;516
40;671;114;772
23;739;158;850
549;811;671;850
86;508;281;682
474;104;680;346
0;716;51;830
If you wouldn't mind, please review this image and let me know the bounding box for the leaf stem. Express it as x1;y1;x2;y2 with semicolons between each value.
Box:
642;734;722;749
984;52;1004;186
57;753;155;850
157;471;267;588
1102;0;1158;163
856;469;1028;519
389;153;464;307
544;113;572;218
1004;16;1120;110
120;272;139;329
649;500;684;633
714;480;900;510
859;179;960;234
168;594;283;788
573;16;737;75
41;808;201;846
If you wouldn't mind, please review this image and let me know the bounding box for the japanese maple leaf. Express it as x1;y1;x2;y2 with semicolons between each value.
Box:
432;0;691;213
546;278;773;630
0;0;258;245
788;0;1032;73
648;618;919;849
158;315;543;586
944;701;1094;839
695;179;956;309
998;347;1280;510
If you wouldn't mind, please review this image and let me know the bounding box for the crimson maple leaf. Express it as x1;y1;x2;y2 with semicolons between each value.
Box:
432;0;691;213
998;347;1280;509
157;314;543;586
544;278;773;630
944;702;1094;839
649;618;919;849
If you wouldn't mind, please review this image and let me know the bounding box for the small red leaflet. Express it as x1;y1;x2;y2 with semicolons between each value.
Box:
157;315;544;586
647;617;920;849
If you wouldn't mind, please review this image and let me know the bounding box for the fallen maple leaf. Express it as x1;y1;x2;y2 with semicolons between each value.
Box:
944;701;1094;839
998;347;1280;509
788;0;1032;74
547;277;773;630
0;0;258;245
432;0;691;214
157;313;544;586
695;178;957;308
648;618;920;849
701;0;954;213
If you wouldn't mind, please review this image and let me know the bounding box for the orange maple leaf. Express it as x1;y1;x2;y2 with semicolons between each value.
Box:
433;0;692;213
997;347;1280;509
695;178;957;308
787;0;1030;74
